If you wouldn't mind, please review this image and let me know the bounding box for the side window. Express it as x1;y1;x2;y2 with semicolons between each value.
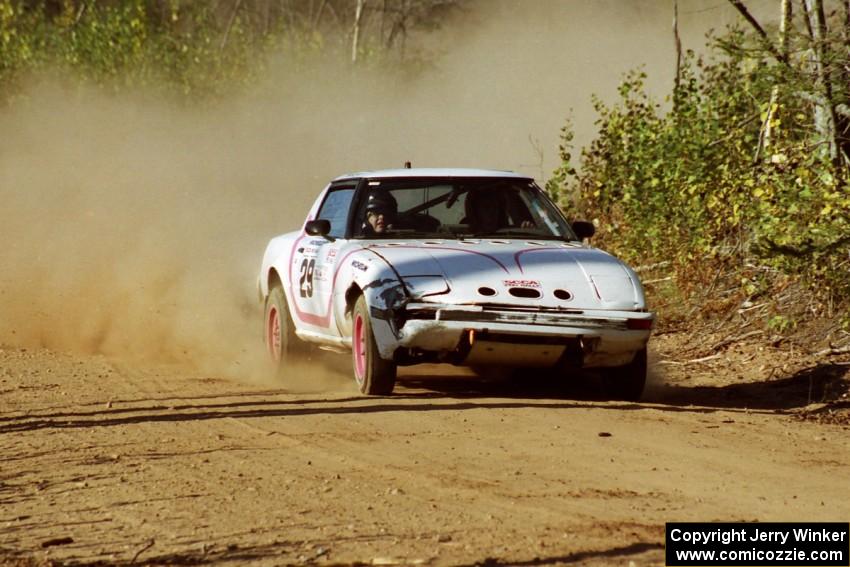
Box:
316;188;355;238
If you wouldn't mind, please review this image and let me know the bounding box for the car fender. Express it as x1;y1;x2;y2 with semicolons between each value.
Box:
335;248;408;359
619;263;648;310
259;230;301;300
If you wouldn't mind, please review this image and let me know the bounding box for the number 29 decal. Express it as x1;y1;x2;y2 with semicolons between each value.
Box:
299;258;315;298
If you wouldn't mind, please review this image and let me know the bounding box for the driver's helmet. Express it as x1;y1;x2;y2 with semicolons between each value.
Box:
362;191;398;235
365;191;398;217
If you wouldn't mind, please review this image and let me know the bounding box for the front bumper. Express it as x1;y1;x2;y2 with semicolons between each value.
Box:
374;302;653;368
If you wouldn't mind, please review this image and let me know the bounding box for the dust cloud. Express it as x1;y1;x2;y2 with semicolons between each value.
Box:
0;1;752;380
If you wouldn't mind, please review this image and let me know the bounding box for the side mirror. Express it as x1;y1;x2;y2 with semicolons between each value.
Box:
305;219;331;237
572;220;595;240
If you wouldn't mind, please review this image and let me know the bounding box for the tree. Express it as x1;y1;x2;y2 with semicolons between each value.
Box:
547;4;850;303
727;0;850;170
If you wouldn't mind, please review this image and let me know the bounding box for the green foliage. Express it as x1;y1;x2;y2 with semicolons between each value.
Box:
548;28;850;303
0;0;262;99
544;116;576;205
0;0;460;102
767;314;795;334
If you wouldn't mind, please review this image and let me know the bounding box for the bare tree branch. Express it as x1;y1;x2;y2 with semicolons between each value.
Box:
800;0;815;40
312;0;328;32
352;0;366;63
727;0;790;65
804;0;840;162
757;0;792;162
220;0;244;51
673;0;683;98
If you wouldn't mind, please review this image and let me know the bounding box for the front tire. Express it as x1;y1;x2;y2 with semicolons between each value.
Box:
264;285;304;372
352;296;396;395
602;347;647;401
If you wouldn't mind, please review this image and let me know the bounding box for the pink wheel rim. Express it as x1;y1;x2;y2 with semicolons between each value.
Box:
267;306;282;362
353;313;366;383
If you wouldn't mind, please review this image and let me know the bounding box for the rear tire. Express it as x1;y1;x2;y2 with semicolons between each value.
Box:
602;347;647;401
352;296;396;395
264;285;305;373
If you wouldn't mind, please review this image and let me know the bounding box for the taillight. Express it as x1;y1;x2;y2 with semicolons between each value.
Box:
626;318;653;330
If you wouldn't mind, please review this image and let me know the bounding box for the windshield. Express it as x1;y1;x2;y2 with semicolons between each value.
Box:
352;178;577;241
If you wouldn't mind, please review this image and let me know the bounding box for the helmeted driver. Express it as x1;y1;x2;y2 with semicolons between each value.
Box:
363;191;398;235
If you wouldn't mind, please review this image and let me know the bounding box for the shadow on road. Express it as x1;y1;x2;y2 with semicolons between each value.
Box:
458;541;664;566
1;364;846;435
647;363;848;410
0;540;664;567
400;362;849;412
0;540;304;567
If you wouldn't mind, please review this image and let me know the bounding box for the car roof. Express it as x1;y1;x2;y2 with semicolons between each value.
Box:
333;168;532;181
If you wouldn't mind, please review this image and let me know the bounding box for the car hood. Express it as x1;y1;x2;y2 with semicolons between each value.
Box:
366;240;645;311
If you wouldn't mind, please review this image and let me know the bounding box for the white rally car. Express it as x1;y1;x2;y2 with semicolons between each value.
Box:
258;168;653;399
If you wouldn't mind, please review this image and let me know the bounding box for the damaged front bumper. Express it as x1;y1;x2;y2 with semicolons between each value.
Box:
372;302;653;369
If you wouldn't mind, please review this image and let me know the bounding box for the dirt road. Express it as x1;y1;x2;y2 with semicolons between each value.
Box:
2;333;848;566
